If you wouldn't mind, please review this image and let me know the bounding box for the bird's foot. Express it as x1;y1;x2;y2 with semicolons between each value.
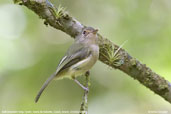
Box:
73;79;89;91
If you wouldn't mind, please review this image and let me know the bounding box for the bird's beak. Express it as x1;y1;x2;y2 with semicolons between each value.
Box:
92;29;98;34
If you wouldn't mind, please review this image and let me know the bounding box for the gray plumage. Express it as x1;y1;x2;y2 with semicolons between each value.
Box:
35;27;99;103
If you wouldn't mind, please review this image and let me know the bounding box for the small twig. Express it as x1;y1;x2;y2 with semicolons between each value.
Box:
80;71;90;114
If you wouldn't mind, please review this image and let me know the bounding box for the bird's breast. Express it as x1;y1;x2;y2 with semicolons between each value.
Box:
69;50;98;76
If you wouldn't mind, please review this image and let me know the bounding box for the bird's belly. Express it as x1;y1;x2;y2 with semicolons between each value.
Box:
55;68;87;80
69;55;96;77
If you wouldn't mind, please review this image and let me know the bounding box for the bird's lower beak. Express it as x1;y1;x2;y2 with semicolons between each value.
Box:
93;29;98;34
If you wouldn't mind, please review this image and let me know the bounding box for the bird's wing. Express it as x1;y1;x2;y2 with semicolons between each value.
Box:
35;43;90;103
56;43;91;74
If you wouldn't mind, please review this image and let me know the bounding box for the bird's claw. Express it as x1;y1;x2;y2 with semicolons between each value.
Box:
83;87;89;92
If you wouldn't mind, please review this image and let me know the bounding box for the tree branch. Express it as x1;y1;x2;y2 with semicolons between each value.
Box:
80;71;90;114
14;0;171;103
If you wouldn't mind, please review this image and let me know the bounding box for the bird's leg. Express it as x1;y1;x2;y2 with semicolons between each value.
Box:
72;76;89;91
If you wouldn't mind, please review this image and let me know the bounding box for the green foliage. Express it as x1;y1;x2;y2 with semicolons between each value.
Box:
101;41;127;67
56;4;66;19
48;4;66;19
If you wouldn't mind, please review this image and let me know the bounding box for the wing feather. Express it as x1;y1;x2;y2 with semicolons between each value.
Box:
56;44;90;74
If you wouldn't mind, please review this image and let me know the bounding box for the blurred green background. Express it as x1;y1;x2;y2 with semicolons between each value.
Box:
0;0;171;114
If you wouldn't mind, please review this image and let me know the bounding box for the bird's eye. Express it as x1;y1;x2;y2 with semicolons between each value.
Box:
83;30;86;34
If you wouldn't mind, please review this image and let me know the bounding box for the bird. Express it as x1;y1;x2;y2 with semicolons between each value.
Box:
35;27;99;103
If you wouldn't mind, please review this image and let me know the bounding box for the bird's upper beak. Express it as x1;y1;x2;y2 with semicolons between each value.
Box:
92;29;98;34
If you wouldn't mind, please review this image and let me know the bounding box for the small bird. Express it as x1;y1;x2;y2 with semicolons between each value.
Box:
35;27;99;103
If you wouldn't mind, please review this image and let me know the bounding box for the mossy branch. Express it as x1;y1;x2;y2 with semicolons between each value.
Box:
14;0;171;104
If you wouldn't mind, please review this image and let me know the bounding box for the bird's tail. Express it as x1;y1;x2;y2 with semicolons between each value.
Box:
35;73;56;103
